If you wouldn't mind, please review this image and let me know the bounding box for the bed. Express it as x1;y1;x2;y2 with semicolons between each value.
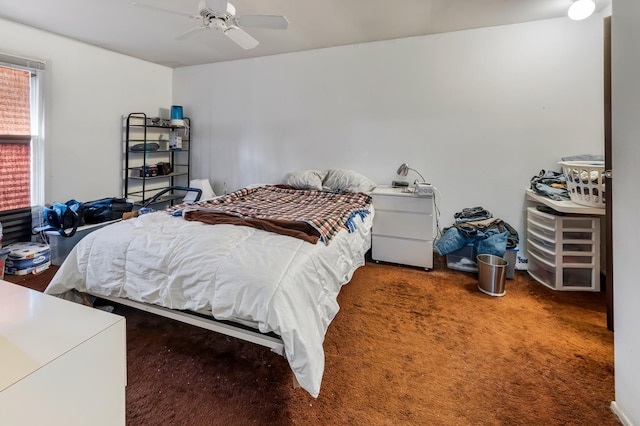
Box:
44;174;375;398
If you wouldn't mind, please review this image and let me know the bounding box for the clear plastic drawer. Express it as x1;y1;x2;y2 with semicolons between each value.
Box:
528;231;556;252
527;238;556;266
562;231;595;241
562;242;595;253
562;217;596;230
527;207;558;229
527;219;556;241
562;255;596;265
562;267;596;288
528;255;556;288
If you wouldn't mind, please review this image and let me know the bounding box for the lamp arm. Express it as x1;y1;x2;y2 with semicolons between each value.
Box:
409;168;426;183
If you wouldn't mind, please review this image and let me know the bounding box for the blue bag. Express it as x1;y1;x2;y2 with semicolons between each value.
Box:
41;199;85;237
83;197;132;224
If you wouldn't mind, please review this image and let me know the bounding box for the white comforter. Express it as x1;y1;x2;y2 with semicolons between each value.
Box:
44;207;373;397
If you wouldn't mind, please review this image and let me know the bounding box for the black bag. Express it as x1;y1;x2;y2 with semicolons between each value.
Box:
41;199;85;237
83;197;133;224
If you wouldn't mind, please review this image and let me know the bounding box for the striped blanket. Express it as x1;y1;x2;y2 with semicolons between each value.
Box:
172;185;372;245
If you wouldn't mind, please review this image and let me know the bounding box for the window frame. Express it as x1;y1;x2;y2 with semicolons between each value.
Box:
0;52;46;244
0;53;46;209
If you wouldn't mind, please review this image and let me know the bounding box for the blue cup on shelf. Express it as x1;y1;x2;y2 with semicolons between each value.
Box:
171;105;183;120
170;105;184;126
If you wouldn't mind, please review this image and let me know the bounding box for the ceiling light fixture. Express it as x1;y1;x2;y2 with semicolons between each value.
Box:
568;0;596;20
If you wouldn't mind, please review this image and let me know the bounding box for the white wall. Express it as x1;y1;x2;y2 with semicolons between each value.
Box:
173;16;604;260
611;0;640;424
0;18;172;203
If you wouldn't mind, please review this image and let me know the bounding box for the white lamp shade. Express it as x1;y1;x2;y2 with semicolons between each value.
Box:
568;0;596;20
397;163;410;176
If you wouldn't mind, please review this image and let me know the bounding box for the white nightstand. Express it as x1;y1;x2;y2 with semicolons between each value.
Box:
371;186;434;269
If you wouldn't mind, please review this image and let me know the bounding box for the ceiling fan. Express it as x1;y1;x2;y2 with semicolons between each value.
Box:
132;0;289;49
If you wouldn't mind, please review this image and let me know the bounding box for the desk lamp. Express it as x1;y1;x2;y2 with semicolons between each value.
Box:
396;163;426;184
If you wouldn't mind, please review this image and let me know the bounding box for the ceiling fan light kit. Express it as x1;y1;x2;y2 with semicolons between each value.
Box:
133;0;288;50
568;0;596;20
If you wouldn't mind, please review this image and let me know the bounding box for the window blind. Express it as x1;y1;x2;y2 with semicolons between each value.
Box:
0;66;31;211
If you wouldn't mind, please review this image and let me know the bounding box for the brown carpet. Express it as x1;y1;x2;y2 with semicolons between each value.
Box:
7;256;617;425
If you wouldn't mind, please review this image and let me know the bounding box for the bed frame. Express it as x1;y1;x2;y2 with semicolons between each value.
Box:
97;294;301;389
98;294;285;356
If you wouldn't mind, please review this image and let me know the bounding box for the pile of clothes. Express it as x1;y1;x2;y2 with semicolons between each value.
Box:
434;207;518;258
529;170;570;201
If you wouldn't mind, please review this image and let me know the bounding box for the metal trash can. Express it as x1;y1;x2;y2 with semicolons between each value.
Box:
476;254;508;297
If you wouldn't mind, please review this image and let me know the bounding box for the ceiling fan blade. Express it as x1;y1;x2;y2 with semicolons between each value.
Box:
175;25;209;41
223;26;259;49
235;15;289;30
132;2;199;19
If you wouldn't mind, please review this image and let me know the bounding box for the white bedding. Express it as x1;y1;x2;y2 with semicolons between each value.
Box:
44;206;373;397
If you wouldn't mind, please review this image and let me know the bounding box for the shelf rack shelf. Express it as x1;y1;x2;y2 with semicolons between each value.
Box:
123;112;191;208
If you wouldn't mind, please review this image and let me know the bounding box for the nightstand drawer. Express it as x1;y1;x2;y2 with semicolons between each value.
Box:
372;194;431;214
372;236;433;269
373;210;432;240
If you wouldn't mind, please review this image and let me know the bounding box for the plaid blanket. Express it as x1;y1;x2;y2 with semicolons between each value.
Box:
170;186;372;245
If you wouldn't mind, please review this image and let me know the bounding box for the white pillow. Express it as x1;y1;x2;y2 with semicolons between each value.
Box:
323;169;377;193
187;179;216;201
283;170;327;190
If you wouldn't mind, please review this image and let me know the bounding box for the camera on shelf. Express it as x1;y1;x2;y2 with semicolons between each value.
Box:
139;165;158;177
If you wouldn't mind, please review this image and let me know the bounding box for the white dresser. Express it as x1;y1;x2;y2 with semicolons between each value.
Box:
371;186;434;269
0;281;126;425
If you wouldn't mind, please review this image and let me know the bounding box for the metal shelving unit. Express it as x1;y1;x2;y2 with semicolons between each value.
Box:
123;112;191;208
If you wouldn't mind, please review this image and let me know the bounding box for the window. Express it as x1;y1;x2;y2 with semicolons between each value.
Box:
0;53;45;244
0;66;32;210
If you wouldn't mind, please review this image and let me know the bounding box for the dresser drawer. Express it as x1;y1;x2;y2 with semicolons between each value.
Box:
372;193;431;214
372;235;433;269
373;210;433;240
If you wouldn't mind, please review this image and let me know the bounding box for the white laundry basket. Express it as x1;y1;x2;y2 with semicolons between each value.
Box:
558;161;606;208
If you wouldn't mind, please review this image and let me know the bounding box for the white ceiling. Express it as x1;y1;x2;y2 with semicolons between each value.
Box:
0;0;611;68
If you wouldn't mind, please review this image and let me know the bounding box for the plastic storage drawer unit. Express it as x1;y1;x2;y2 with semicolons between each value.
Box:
526;207;600;291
